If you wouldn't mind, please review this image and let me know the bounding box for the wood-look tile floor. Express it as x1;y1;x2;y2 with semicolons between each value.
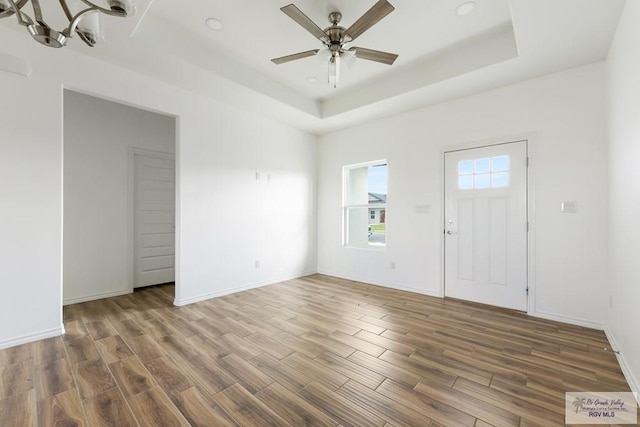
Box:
0;274;636;426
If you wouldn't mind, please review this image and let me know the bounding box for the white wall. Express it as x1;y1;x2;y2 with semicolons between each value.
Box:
177;99;318;305
0;26;317;348
63;91;176;304
606;0;640;398
318;62;609;328
0;41;63;347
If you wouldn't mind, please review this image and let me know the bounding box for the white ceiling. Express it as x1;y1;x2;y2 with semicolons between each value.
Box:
1;0;626;134
145;0;513;99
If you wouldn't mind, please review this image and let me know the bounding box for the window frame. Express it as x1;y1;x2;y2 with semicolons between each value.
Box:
457;155;511;190
342;159;388;249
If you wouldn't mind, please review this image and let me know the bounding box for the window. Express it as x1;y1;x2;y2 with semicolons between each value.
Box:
458;155;509;189
343;161;387;247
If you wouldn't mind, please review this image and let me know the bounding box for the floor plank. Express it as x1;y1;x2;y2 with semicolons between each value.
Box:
37;388;86;427
127;387;189;426
255;383;339;427
144;356;194;395
83;387;137;427
170;386;238;427
216;353;273;394
298;381;386;427
214;384;291;427
109;357;158;398
75;358;116;399
94;335;134;365
0;390;35;427
0;360;34;400
376;378;477;426
34;358;75;398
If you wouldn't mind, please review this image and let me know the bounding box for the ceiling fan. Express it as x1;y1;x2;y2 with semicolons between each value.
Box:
271;0;398;87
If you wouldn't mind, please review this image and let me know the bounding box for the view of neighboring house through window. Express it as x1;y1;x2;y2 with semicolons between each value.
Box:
343;161;387;247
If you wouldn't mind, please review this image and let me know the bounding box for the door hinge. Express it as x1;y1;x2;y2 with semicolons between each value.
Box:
526;287;529;295
526;222;530;232
526;157;530;167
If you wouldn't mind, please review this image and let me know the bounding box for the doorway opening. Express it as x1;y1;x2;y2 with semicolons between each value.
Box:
62;90;177;305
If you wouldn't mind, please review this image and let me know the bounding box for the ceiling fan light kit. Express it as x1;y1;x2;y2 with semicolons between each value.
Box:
272;0;399;88
0;0;135;48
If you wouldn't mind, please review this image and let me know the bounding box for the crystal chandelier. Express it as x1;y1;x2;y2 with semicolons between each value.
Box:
0;0;134;48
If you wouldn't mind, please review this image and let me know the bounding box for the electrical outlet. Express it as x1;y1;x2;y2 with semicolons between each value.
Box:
255;260;260;269
255;171;260;181
390;261;396;270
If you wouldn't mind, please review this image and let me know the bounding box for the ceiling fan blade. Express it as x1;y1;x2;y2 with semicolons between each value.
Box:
271;49;320;65
280;4;329;43
348;47;398;65
344;0;395;42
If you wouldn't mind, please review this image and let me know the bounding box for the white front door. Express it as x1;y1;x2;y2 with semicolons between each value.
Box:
134;152;175;288
444;141;528;311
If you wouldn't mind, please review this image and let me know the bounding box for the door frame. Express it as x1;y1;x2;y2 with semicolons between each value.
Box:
440;135;537;315
127;147;177;293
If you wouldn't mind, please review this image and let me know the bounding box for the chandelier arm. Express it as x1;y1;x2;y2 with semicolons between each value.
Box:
7;0;34;26
59;0;74;21
79;0;128;17
62;6;100;37
30;0;46;25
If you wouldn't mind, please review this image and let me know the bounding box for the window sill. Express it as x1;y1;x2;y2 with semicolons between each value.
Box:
343;244;387;252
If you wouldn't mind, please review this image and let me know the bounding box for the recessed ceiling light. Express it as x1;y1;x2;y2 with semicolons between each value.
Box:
306;76;319;84
205;18;224;31
456;1;477;16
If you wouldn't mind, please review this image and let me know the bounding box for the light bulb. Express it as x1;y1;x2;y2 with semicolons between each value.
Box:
77;11;102;45
343;50;356;68
328;54;340;88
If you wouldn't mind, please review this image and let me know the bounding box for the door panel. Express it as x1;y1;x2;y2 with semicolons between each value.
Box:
444;141;527;311
457;198;474;281
489;197;508;286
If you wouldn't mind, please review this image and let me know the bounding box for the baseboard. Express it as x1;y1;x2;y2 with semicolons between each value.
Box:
316;270;442;298
605;328;640;404
0;326;65;350
174;271;317;306
63;289;131;306
530;310;606;330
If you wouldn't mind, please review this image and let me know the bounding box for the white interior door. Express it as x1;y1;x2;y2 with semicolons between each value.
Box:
134;152;175;288
444;141;528;311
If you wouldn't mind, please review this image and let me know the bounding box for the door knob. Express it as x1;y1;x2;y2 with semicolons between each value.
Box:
446;230;457;235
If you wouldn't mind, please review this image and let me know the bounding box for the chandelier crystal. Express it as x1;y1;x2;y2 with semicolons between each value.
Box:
0;0;134;48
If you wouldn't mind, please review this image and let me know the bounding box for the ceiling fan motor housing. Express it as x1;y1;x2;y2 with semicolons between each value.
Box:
325;12;347;55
